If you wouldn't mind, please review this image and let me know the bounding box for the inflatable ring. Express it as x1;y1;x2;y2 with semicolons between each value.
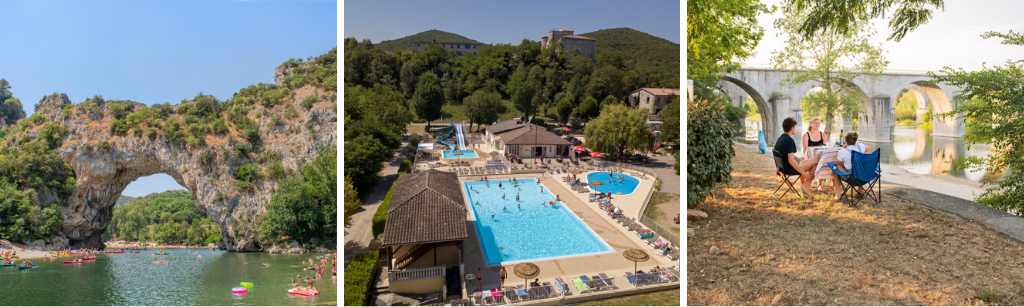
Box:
232;287;248;294
240;282;254;288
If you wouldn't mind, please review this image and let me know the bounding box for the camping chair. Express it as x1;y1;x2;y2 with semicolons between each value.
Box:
772;148;802;199
827;149;882;206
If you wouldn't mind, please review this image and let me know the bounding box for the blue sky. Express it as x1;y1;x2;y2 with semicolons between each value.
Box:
344;0;680;45
0;0;337;197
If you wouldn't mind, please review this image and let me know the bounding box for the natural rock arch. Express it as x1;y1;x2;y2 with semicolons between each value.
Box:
24;62;337;251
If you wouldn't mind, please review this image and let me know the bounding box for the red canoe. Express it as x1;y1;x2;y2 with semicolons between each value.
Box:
83;257;96;260
63;260;84;264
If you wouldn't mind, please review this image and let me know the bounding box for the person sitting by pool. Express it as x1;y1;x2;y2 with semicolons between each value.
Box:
556;194;561;202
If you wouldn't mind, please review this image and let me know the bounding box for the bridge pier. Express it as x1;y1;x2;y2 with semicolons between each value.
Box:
858;96;895;143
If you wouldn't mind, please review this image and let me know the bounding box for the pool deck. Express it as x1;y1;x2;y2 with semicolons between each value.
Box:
459;173;675;299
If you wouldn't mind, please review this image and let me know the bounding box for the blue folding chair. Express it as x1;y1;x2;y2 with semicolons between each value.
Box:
772;149;801;199
827;149;882;206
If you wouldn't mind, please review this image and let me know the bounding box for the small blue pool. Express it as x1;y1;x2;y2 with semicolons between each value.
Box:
586;172;641;195
443;150;478;159
463;179;612;265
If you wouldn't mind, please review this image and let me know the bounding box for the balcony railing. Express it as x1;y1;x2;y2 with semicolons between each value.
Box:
390;264;446;283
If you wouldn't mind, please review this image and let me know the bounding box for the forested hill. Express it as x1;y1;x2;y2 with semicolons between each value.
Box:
375;29;481;51
581;28;680;82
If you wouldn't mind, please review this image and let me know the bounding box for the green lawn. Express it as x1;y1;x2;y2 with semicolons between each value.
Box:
572;289;681;306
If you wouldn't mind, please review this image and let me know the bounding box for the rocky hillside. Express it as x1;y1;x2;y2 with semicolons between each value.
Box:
3;48;337;251
114;195;135;208
374;29;481;51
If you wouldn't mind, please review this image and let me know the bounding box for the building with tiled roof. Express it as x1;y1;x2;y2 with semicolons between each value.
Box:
628;88;681;116
541;27;596;59
484;119;572;158
381;171;469;295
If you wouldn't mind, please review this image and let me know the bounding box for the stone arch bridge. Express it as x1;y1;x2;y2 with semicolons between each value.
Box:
719;67;965;143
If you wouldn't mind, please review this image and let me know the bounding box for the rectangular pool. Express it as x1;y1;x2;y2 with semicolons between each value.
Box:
443;150;478;159
463;178;612;266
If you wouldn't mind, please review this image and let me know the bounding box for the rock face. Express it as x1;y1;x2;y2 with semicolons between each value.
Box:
26;62;336;252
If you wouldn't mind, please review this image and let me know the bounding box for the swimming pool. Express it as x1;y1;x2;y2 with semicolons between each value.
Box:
463;179;612;265
586;172;641;195
443;150;479;159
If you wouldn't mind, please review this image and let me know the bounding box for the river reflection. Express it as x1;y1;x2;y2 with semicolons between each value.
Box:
861;126;997;182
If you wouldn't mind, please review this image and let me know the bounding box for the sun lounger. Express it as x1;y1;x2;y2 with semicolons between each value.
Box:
557;276;573;296
624;272;640;287
503;287;519;303
516;285;530;301
571;278;592;294
598;273;617;289
667;251;679;260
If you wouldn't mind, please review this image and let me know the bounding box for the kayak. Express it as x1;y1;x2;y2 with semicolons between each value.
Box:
83;257;96;260
0;263;15;267
231;287;248;294
287;288;319;296
64;261;84;264
18;265;34;270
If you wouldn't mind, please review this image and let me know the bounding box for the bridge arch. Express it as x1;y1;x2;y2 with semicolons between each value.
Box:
719;75;775;137
891;77;964;137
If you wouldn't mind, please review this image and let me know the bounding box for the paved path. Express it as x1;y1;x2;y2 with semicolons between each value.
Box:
344;141;408;267
646;154;679;194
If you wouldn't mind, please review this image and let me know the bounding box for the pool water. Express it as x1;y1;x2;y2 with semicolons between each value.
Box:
463;179;612;265
586;172;641;195
443;150;479;159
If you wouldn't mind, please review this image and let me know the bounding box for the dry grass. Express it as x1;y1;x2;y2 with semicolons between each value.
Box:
646;192;681;235
687;146;1024;306
573;289;680;306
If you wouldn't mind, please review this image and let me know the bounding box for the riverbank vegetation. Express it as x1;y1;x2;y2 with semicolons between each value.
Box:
932;30;1024;214
105;190;221;245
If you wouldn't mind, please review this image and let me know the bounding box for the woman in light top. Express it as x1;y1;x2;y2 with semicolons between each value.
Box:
802;117;828;158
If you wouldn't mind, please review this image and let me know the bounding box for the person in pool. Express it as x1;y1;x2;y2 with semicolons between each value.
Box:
516;193;520;201
502;193;506;199
499;182;502;188
475;201;480;206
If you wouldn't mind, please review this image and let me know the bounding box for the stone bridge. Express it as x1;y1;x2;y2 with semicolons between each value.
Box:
719;67;965;143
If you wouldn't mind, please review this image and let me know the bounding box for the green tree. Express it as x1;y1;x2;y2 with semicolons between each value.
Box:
661;96;680;143
785;0;944;42
771;5;889;135
258;146;336;248
343;176;361;226
556;98;573;126
464;89;503;132
930;30;1024;214
400;58;427;98
583;104;655;159
576;96;600;125
894;91;919;122
687;0;770;93
412;72;443;126
507;66;540;120
0;79;27;125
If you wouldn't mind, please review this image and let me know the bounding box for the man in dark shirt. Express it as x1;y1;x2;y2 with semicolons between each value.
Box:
775;117;820;196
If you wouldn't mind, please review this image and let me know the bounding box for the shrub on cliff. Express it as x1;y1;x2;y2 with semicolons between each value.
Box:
0;180;63;244
257;146;336;248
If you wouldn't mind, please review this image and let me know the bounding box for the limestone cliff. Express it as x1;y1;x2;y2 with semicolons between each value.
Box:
12;53;337;251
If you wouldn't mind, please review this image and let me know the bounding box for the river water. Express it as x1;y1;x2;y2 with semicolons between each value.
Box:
0;249;336;306
746;119;1000;183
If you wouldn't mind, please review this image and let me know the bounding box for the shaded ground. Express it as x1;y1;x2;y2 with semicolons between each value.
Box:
688;146;1024;306
573;289;681;306
647;192;681;235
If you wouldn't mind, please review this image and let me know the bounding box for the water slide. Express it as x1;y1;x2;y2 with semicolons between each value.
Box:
455;122;466;150
437;124;457;150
